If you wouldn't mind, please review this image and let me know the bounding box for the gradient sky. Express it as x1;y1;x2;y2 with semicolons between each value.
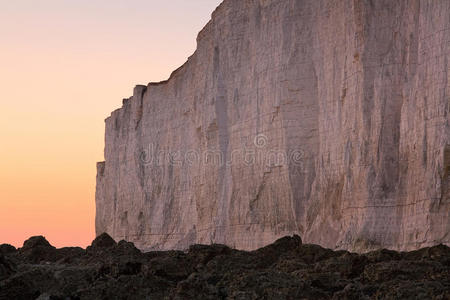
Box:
0;0;222;248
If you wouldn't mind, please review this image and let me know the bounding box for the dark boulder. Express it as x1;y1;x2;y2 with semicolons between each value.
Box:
88;232;116;250
0;244;16;255
21;236;53;251
17;236;58;263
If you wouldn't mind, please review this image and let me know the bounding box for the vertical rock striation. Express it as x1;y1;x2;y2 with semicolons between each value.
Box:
96;0;450;252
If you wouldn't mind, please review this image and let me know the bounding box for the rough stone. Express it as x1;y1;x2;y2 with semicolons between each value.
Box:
0;244;16;255
1;235;449;299
21;236;53;251
96;0;450;252
89;232;117;249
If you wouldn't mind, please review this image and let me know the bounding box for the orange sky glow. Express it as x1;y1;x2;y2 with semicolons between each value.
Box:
0;0;222;248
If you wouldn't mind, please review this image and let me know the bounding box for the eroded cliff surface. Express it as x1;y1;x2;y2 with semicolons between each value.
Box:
96;0;450;252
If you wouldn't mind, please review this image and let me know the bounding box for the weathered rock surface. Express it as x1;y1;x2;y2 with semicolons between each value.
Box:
1;235;449;299
96;0;450;252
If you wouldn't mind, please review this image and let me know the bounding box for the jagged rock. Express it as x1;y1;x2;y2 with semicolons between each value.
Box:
96;0;450;253
90;232;116;249
1;235;449;299
257;235;302;253
17;236;57;264
21;236;53;251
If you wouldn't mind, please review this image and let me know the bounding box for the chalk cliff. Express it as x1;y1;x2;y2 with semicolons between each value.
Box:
96;0;450;252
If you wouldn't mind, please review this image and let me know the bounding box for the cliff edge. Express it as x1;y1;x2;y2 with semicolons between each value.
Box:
96;0;450;252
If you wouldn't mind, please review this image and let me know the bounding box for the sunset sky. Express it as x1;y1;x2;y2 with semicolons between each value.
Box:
0;0;222;248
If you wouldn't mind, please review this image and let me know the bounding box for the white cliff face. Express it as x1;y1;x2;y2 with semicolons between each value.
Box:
96;0;450;252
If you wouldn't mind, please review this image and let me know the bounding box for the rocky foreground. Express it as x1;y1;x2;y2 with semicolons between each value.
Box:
0;235;449;300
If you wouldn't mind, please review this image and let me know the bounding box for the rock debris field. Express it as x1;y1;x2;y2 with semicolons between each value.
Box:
1;234;449;299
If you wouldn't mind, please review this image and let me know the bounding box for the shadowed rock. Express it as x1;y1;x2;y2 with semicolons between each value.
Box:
91;232;116;248
0;254;14;280
0;235;449;299
0;244;16;255
21;236;53;251
86;233;116;254
17;236;57;263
